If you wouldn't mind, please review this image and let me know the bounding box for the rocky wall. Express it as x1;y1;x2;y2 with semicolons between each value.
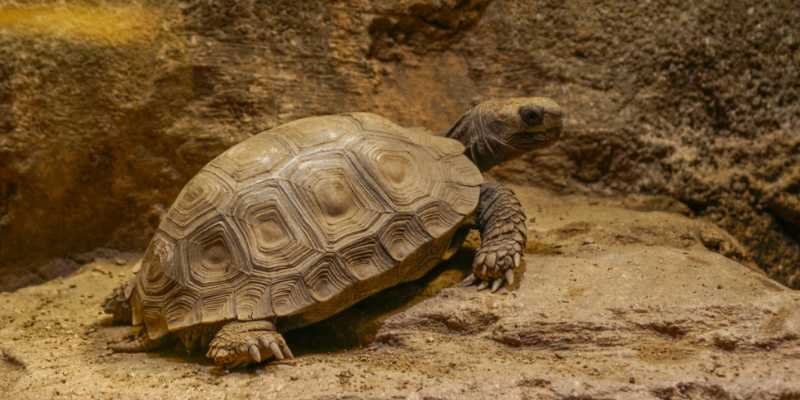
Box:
0;0;798;290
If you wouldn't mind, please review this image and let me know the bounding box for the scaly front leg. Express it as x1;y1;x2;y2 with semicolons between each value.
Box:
461;183;527;292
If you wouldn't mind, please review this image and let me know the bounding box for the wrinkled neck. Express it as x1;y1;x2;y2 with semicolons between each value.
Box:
445;113;518;172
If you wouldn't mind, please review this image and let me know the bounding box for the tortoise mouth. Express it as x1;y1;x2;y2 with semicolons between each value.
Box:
509;126;562;147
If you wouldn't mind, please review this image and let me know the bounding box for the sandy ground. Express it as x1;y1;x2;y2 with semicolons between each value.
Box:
1;186;799;399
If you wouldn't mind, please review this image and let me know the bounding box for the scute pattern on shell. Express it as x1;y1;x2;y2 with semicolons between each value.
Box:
134;113;483;337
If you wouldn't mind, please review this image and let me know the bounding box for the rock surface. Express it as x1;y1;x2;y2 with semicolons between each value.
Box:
1;187;798;399
1;0;799;290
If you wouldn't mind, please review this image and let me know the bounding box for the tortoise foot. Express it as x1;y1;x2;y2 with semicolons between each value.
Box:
206;321;293;369
462;237;522;292
110;330;166;353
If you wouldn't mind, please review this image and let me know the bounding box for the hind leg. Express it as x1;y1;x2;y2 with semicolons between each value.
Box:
110;329;167;352
206;321;293;369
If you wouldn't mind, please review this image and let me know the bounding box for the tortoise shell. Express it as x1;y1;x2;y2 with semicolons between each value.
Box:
131;113;483;338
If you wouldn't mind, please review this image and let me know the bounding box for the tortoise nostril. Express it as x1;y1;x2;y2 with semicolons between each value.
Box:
519;107;543;126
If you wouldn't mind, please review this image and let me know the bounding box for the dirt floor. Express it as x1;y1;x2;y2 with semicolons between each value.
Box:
1;186;799;400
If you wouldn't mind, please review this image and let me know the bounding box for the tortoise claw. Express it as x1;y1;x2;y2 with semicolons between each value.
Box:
269;342;285;360
505;269;515;286
460;273;477;287
281;341;294;359
249;344;261;362
491;278;504;293
477;281;489;291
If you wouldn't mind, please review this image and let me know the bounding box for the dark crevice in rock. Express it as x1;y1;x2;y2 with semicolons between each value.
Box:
0;181;16;228
368;0;493;61
414;307;500;335
651;383;736;400
0;63;13;135
490;321;624;349
639;321;689;340
767;196;800;239
771;214;800;252
681;199;708;218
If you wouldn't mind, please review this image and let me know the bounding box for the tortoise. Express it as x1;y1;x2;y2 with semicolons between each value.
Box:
103;97;563;368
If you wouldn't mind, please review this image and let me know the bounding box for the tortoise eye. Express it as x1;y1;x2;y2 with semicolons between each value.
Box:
519;107;543;126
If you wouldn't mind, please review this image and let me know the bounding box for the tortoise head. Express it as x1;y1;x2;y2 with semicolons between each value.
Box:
445;97;563;171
